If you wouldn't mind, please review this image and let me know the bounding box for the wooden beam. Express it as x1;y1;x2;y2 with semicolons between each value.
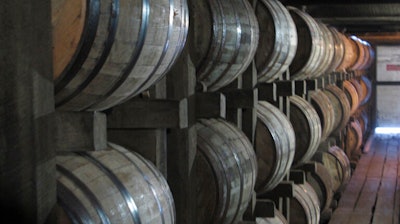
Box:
195;92;226;119
254;200;276;218
55;111;107;152
107;98;188;129
357;32;400;44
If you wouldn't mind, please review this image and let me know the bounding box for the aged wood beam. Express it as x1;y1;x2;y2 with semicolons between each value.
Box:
55;111;107;152
107;98;188;129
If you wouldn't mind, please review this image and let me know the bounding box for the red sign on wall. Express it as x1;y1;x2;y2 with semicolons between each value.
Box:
386;64;400;71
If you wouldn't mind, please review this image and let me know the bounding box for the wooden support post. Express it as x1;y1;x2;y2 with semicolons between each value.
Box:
224;87;258;144
0;0;56;222
297;162;317;174
221;76;242;128
275;81;294;97
195;92;226;119
258;83;277;103
107;80;169;175
295;80;307;97
336;74;344;89
55;112;107;152
257;182;294;201
166;49;197;224
288;170;307;185
306;79;319;91
254;199;276;218
258;181;294;222
317;76;326;89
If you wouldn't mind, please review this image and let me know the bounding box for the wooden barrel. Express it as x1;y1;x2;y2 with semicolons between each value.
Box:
336;34;358;72
349;78;364;104
356;110;369;136
327;27;345;73
256;208;288;224
254;0;297;82
287;7;325;79
52;0;189;111
358;37;375;71
309;90;336;141
323;85;351;134
359;76;372;106
345;120;363;163
255;101;295;193
362;41;375;70
350;36;367;71
195;118;257;224
189;0;259;91
290;182;320;224
343;80;360;116
56;143;175;224
314;22;335;76
290;95;322;167
299;162;334;219
356;39;374;71
312;146;351;193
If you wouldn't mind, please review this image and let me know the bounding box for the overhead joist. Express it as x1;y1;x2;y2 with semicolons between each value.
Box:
356;32;400;45
284;4;400;33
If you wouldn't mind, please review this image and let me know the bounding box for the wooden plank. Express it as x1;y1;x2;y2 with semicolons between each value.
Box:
354;178;380;212
373;178;396;224
107;98;188;129
224;89;257;109
328;208;352;224
393;179;400;223
351;158;371;178
372;213;393;224
348;210;373;224
337;176;365;209
367;153;385;178
382;160;398;178
397;140;400;178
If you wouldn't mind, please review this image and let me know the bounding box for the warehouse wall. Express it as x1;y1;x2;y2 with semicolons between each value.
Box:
376;46;400;127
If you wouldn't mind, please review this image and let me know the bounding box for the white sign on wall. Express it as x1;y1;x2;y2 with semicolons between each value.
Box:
377;46;400;82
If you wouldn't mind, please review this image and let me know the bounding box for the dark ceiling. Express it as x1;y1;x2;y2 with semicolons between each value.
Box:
279;0;400;34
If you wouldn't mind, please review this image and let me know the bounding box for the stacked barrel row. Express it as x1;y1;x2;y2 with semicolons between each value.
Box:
52;0;190;222
50;0;374;223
